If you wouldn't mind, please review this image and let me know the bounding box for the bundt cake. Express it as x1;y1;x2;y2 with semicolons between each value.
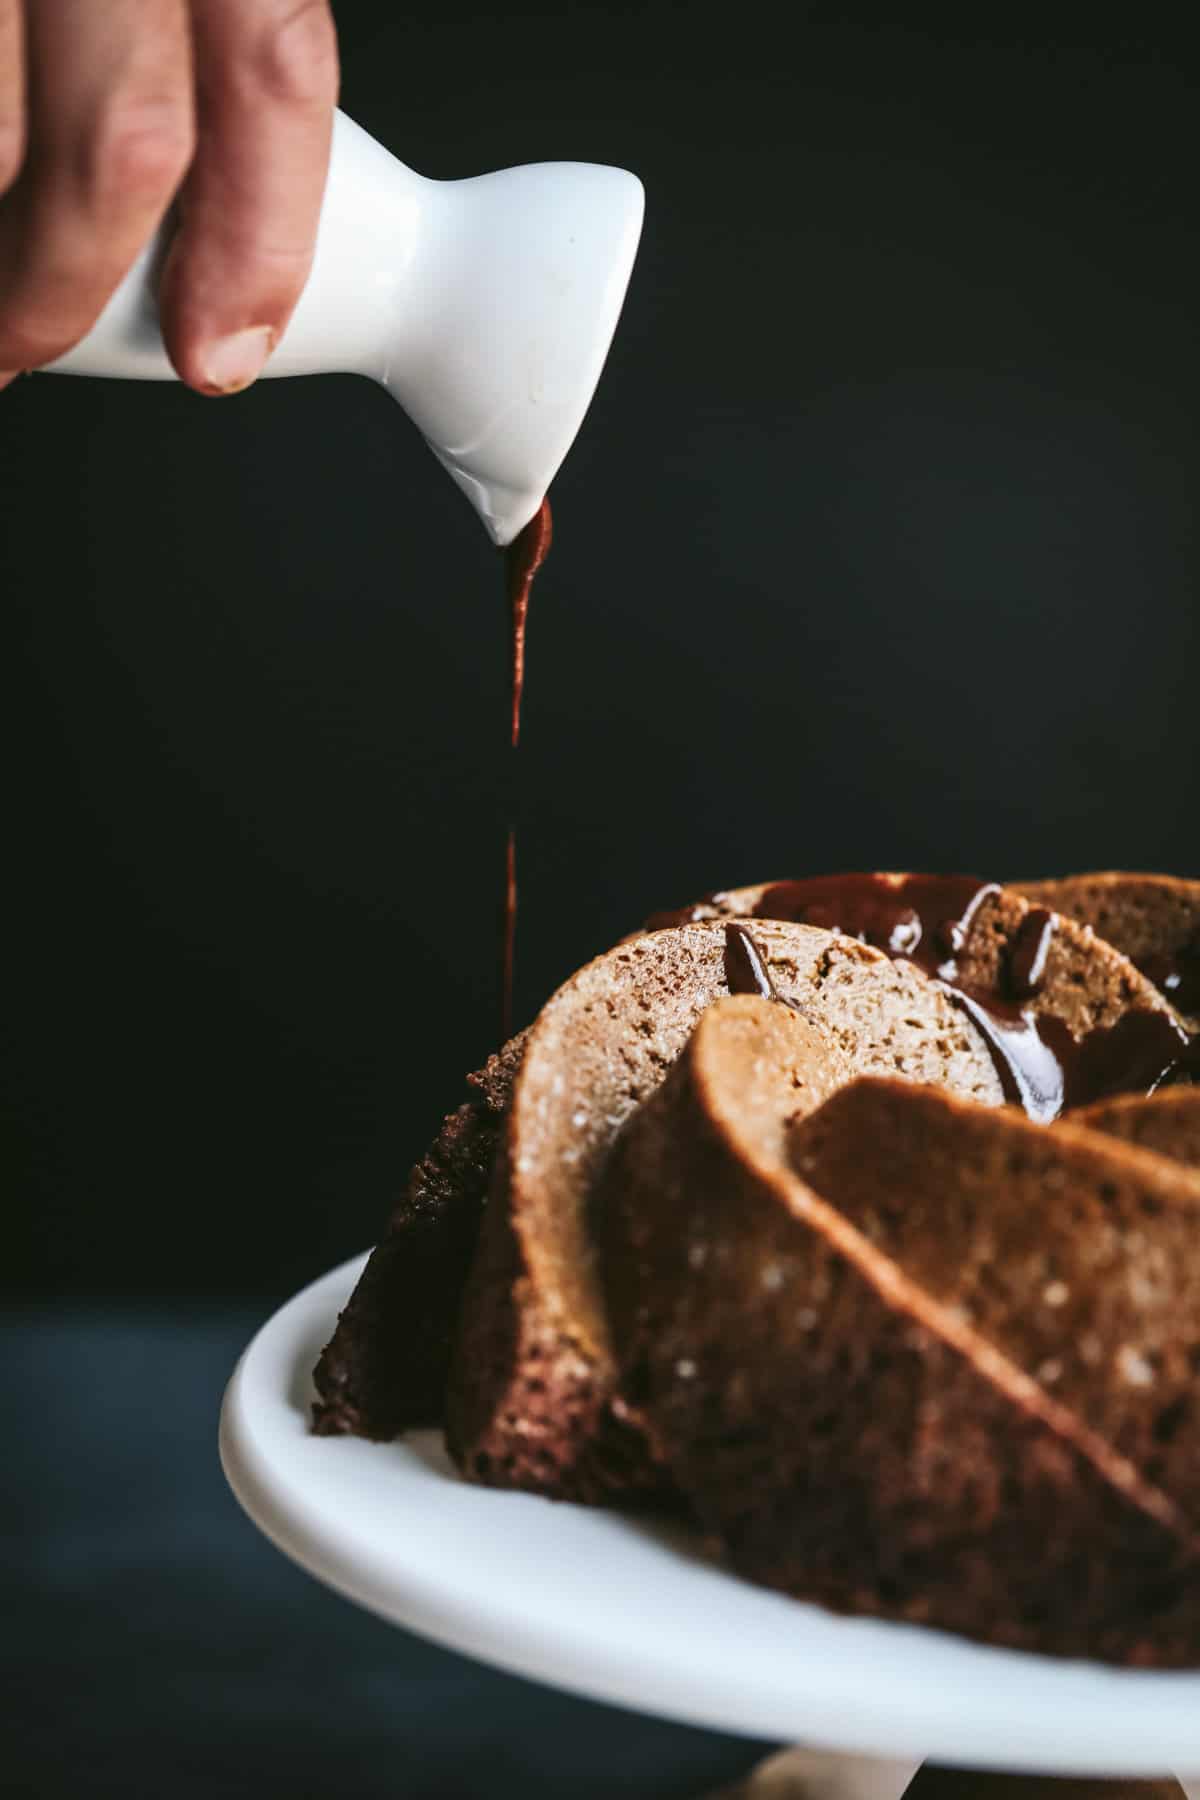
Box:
310;866;1200;1663
315;873;1191;1447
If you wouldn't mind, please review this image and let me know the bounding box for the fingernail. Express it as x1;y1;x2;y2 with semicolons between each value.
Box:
199;325;275;395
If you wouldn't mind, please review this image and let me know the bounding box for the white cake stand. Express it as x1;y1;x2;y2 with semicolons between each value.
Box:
219;1254;1200;1796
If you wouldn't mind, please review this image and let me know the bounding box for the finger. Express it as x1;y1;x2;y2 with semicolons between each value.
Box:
159;0;338;395
0;0;26;388
0;0;194;372
0;0;26;200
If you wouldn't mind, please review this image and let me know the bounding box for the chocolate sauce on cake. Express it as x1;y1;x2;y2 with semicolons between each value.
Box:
645;898;725;930
1042;1010;1196;1109
1135;933;1200;1017
724;923;776;1000
739;874;1195;1120
753;874;996;980
1007;907;1055;1001
947;991;1066;1117
499;499;553;1042
724;922;815;1018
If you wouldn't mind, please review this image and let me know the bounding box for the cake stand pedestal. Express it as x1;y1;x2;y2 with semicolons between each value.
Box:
704;1757;1199;1800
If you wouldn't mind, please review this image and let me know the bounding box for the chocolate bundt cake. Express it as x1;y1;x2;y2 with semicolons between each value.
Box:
316;873;1191;1448
444;919;1004;1501
598;997;1200;1664
311;862;1200;1662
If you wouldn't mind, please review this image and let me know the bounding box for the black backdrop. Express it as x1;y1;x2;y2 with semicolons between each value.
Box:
3;5;1197;1299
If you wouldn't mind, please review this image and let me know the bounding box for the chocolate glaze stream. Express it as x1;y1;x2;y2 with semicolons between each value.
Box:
506;498;553;751
500;826;517;1044
499;499;552;1044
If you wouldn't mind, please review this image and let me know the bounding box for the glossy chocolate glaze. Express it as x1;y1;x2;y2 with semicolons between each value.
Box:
722;917;809;1006
505;499;553;751
1043;1009;1195;1109
653;879;1200;1025
1007;907;1055;1001
724;922;815;1024
498;500;552;1043
500;827;517;1045
733;873;1196;1119
724;923;777;1000
1135;934;1200;1018
948;990;1065;1117
753;874;997;981
645;895;730;931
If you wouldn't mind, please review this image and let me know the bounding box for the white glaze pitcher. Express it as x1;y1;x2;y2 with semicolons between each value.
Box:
45;111;644;546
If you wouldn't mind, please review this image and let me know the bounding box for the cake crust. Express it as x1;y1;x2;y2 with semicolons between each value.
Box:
312;1033;526;1438
1067;1086;1200;1174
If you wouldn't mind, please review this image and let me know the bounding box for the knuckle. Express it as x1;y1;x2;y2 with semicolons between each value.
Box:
256;2;340;108
86;96;195;206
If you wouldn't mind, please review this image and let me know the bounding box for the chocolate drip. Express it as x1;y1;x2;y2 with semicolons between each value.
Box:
505;498;553;751
946;965;1191;1119
1007;907;1055;1000
947;990;1066;1121
723;923;810;1018
645;891;735;931
1135;933;1200;1017
724;923;777;1000
498;498;552;1045
500;827;517;1044
1047;1010;1194;1110
753;874;995;981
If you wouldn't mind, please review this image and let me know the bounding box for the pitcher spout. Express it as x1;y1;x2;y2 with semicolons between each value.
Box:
43;112;644;548
390;159;644;545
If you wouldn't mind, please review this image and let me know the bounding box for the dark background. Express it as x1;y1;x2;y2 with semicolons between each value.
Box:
3;4;1198;1301
2;9;1198;1794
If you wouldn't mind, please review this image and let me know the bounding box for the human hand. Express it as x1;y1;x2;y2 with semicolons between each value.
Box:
0;1;338;394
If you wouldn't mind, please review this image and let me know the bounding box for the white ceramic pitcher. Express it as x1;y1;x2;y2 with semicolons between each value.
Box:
46;111;644;546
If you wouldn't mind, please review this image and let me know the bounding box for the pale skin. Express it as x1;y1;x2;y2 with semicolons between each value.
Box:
0;0;339;394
